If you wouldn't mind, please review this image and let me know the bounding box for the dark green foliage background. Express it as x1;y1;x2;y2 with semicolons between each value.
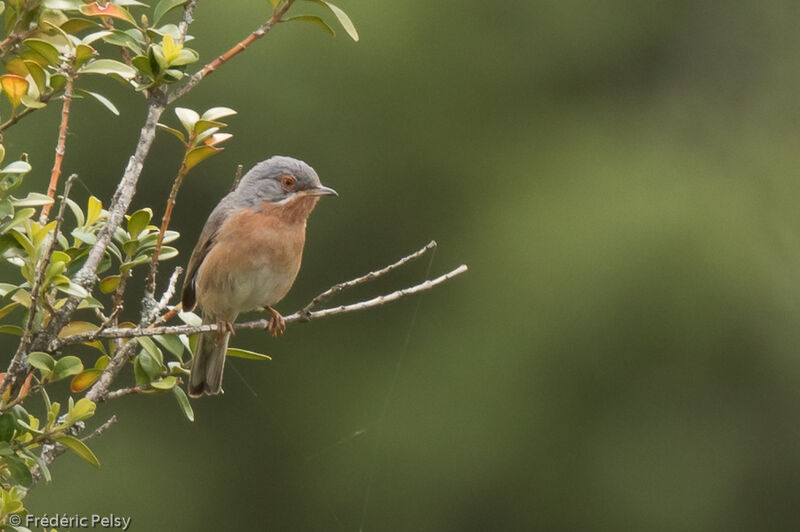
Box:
3;0;800;529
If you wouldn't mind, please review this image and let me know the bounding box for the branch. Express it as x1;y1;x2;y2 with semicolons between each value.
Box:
0;175;77;398
0;92;53;132
85;266;181;402
40;68;75;223
167;1;292;104
55;264;468;345
33;415;118;481
33;92;169;353
144;161;189;299
177;0;199;45
301;240;437;315
230;163;244;192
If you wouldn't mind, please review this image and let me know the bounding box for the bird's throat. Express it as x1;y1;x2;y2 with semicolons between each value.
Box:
259;195;320;225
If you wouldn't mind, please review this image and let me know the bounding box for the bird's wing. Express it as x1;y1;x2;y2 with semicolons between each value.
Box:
181;192;238;310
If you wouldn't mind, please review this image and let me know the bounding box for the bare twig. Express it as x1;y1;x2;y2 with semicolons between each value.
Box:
167;1;293;104
144;162;189;299
0;92;53;132
35;92;168;353
230;163;244;192
40;68;75;223
55;264;468;346
105;385;149;401
156;267;183;315
177;0;199;45
302;240;437;315
1;175;77;399
33;415;118;480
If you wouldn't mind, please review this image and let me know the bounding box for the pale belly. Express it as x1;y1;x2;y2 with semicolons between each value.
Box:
195;239;303;318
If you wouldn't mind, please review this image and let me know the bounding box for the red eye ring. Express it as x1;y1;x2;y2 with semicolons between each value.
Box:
280;175;297;191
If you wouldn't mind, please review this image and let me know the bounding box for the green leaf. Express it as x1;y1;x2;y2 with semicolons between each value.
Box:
138;336;163;365
70;369;102;393
56;282;89;298
0;325;23;335
200;107;237;122
71;228;97;245
78;296;105;310
154;334;184;359
0;413;17;442
99;275;121;293
52;355;84;381
78;89;119;115
153;0;187;25
157;123;185;143
285;15;335;36
3;455;33;486
79;59;137;80
23;39;61;65
55;434;100;468
226;347;272;361
74;43;98;67
150;375;177;390
21;94;47;109
65;397;96;424
127;208;152;238
184;145;220;170
0;302;18;320
307;0;359;41
137;351;161;379
173;386;194;421
175;107;199;134
10;192;52;207
0;161;31;175
28;352;55;377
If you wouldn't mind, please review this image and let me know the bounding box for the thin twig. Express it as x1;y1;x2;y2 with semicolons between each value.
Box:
144;162;189;299
1;175;77;399
302;240;437;316
105;385;149;401
230;163;244;192
33;92;169;356
55;264;468;346
157;267;183;315
33;415;118;480
40;68;75;223
177;0;199;45
0;92;53;132
167;1;293;104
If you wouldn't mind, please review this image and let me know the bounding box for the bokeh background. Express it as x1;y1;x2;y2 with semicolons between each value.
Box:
3;0;800;530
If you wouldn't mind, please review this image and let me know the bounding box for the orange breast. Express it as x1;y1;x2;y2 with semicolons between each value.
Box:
195;196;317;317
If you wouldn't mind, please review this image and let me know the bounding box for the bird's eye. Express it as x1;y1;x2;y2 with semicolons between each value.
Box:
280;175;297;191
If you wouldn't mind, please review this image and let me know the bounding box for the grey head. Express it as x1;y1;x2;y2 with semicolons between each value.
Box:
235;155;337;207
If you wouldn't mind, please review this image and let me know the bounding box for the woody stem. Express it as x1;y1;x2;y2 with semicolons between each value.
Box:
40;71;74;224
144;161;190;299
167;0;293;104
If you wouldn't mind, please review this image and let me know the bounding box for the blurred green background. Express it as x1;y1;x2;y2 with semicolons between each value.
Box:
3;0;800;530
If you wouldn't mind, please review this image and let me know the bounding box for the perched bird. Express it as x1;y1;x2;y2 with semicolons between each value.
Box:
181;155;337;397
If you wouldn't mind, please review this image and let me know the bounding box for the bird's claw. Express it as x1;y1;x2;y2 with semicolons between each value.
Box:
265;306;286;337
216;319;234;342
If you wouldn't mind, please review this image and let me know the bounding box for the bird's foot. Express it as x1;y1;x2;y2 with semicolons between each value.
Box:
216;319;235;342
265;306;286;337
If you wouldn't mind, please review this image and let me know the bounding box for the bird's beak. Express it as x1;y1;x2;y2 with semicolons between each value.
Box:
301;185;338;197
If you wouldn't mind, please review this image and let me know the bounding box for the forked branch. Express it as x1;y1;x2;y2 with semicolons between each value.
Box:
54;245;467;347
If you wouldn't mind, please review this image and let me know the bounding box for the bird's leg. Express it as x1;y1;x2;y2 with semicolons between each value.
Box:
264;306;286;337
216;319;235;343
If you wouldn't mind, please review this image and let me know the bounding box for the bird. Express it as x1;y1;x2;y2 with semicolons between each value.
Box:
181;155;337;398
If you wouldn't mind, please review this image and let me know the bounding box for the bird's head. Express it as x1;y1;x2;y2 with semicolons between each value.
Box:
237;155;338;205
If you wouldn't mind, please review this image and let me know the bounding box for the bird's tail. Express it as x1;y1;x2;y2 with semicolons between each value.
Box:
188;314;234;398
